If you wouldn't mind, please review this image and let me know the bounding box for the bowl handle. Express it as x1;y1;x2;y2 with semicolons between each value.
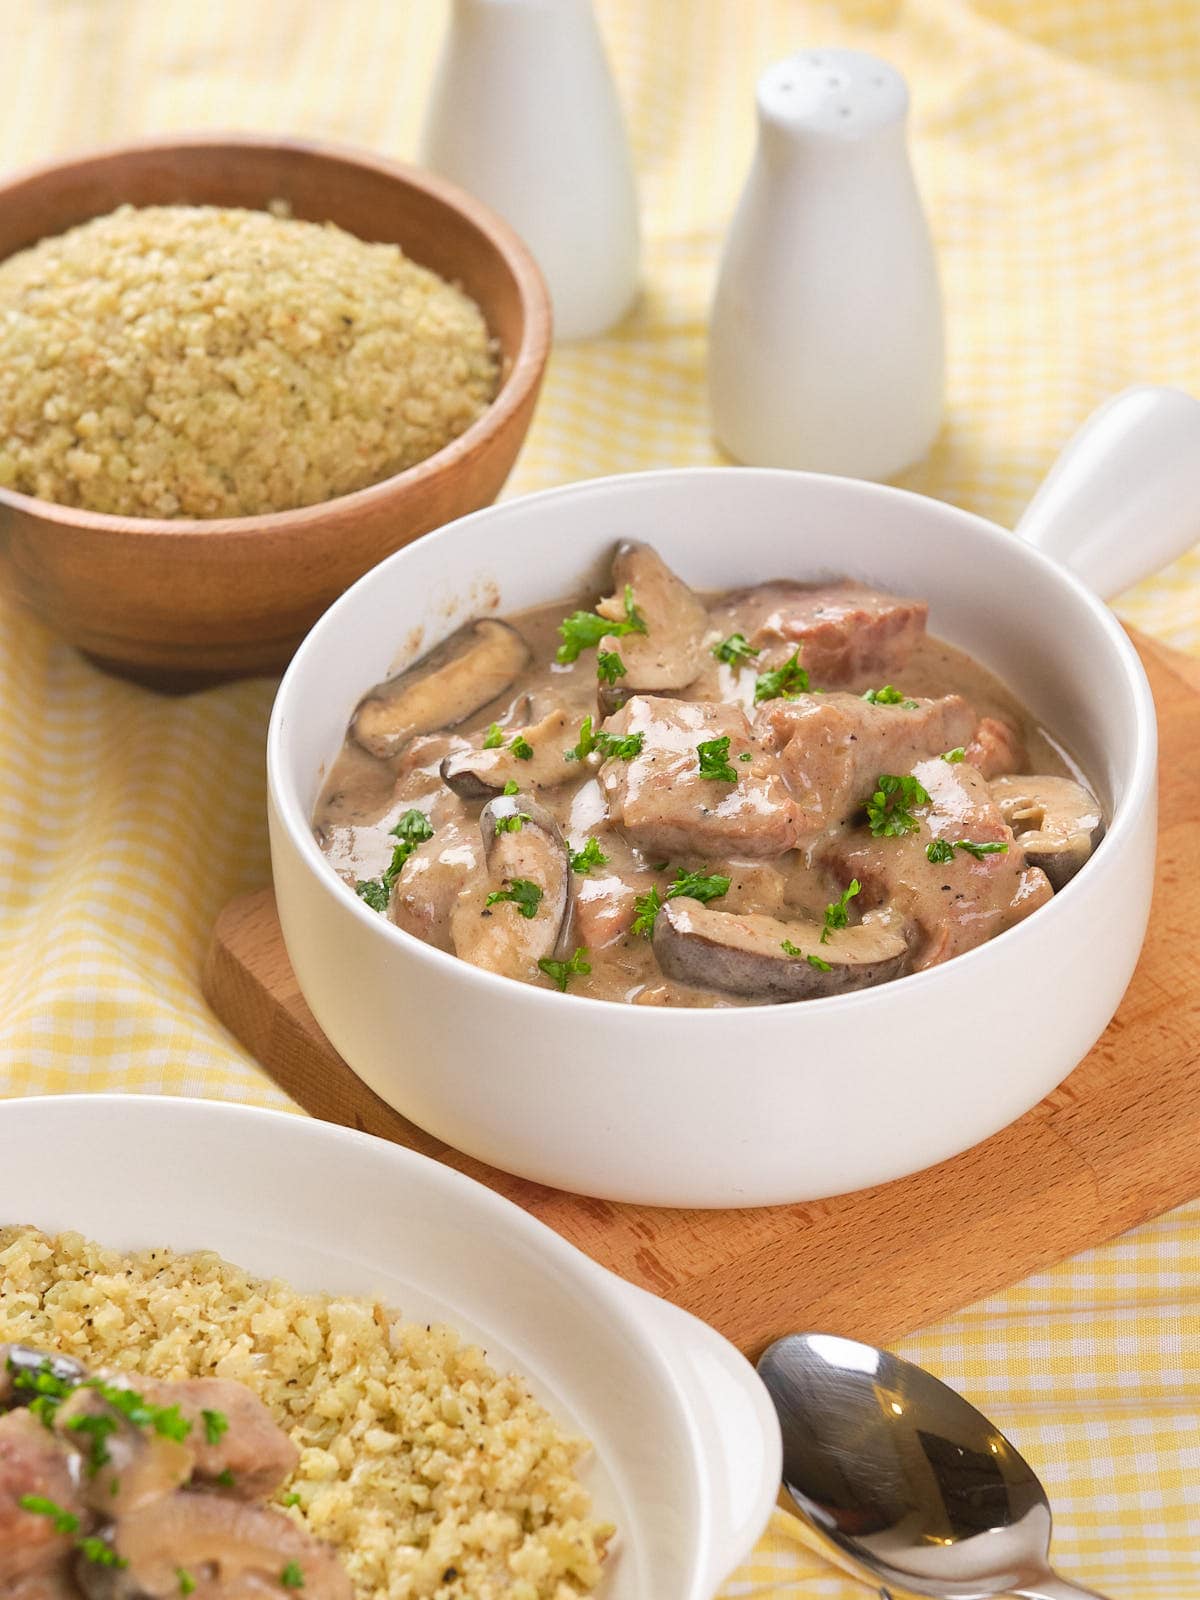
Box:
1013;385;1200;600
614;1279;783;1598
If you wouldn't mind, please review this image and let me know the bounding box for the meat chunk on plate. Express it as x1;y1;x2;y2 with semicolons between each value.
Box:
822;755;1052;969
0;1410;82;1584
758;691;977;835
707;580;927;686
138;1375;299;1501
598;696;802;859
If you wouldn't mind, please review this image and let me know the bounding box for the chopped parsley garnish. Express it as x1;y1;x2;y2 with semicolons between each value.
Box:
957;839;1009;860
865;773;930;838
355;810;434;912
630;886;662;938
713;632;759;668
485;879;543;919
738;751;753;762
482;722;504;749
753;651;809;703
780;941;832;971
942;746;966;763
594;729;644;761
597;650;626;685
202;1408;229;1446
510;734;534;760
696;736;739;782
18;1493;79;1533
178;1570;197;1596
927;837;1010;863
502;778;520;796
538;947;592;992
215;1468;236;1488
565;715;597;762
632;867;730;936
281;1562;306;1590
494;811;528;835
77;1537;126;1569
569;837;609;874
862;685;918;708
64;1410;119;1473
281;1491;302;1508
556;584;647;663
820;879;861;943
354;879;387;911
669;869;731;904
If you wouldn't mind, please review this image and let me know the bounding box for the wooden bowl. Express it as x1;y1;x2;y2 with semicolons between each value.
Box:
0;135;551;687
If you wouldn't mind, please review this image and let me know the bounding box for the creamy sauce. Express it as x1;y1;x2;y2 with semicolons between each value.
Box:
315;572;1086;1008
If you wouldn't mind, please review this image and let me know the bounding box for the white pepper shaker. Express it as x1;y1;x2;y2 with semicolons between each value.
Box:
420;0;640;342
709;50;944;479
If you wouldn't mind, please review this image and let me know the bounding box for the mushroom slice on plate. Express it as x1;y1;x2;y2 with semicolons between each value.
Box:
92;1494;352;1600
596;542;710;715
352;620;530;760
451;794;575;981
653;897;909;1001
989;774;1105;891
441;707;577;798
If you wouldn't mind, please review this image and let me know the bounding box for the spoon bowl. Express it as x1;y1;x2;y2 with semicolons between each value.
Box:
758;1332;1109;1600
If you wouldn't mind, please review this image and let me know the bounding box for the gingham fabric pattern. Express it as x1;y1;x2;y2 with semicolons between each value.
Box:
1;2;1197;1595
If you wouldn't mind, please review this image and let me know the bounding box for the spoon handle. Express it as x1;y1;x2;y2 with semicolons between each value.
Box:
1014;1572;1113;1600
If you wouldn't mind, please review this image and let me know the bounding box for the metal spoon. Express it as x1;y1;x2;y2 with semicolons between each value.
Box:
758;1332;1110;1600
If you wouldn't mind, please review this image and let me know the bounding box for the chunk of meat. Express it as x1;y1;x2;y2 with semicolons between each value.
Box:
596;542;710;712
574;873;641;949
706;580;927;686
758;692;976;835
598;697;802;859
963;715;1027;779
0;1410;85;1584
136;1377;299;1502
390;818;482;952
822;756;1052;968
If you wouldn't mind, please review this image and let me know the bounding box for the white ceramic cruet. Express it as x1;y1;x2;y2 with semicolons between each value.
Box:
420;0;641;342
709;48;944;479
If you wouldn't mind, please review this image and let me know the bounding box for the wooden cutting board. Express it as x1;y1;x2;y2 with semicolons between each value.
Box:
203;629;1200;1356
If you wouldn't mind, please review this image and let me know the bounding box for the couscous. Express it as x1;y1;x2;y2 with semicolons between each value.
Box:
0;1226;613;1600
0;205;499;519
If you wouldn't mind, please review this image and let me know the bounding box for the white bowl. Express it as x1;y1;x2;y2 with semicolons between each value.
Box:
268;390;1200;1206
0;1095;781;1600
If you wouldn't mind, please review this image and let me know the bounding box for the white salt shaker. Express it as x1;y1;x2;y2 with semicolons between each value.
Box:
709;50;944;479
420;0;640;342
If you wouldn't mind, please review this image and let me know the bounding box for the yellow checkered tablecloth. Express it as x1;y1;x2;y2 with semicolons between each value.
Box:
1;1;1197;1595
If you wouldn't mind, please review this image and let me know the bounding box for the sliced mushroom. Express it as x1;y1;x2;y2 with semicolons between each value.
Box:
351;620;530;761
54;1387;193;1516
595;542;710;715
653;897;909;1001
989;774;1104;891
440;706;577;798
0;1344;86;1409
87;1494;352;1600
450;794;574;981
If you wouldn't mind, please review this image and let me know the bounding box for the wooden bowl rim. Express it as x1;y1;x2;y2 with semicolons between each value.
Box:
0;132;552;541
